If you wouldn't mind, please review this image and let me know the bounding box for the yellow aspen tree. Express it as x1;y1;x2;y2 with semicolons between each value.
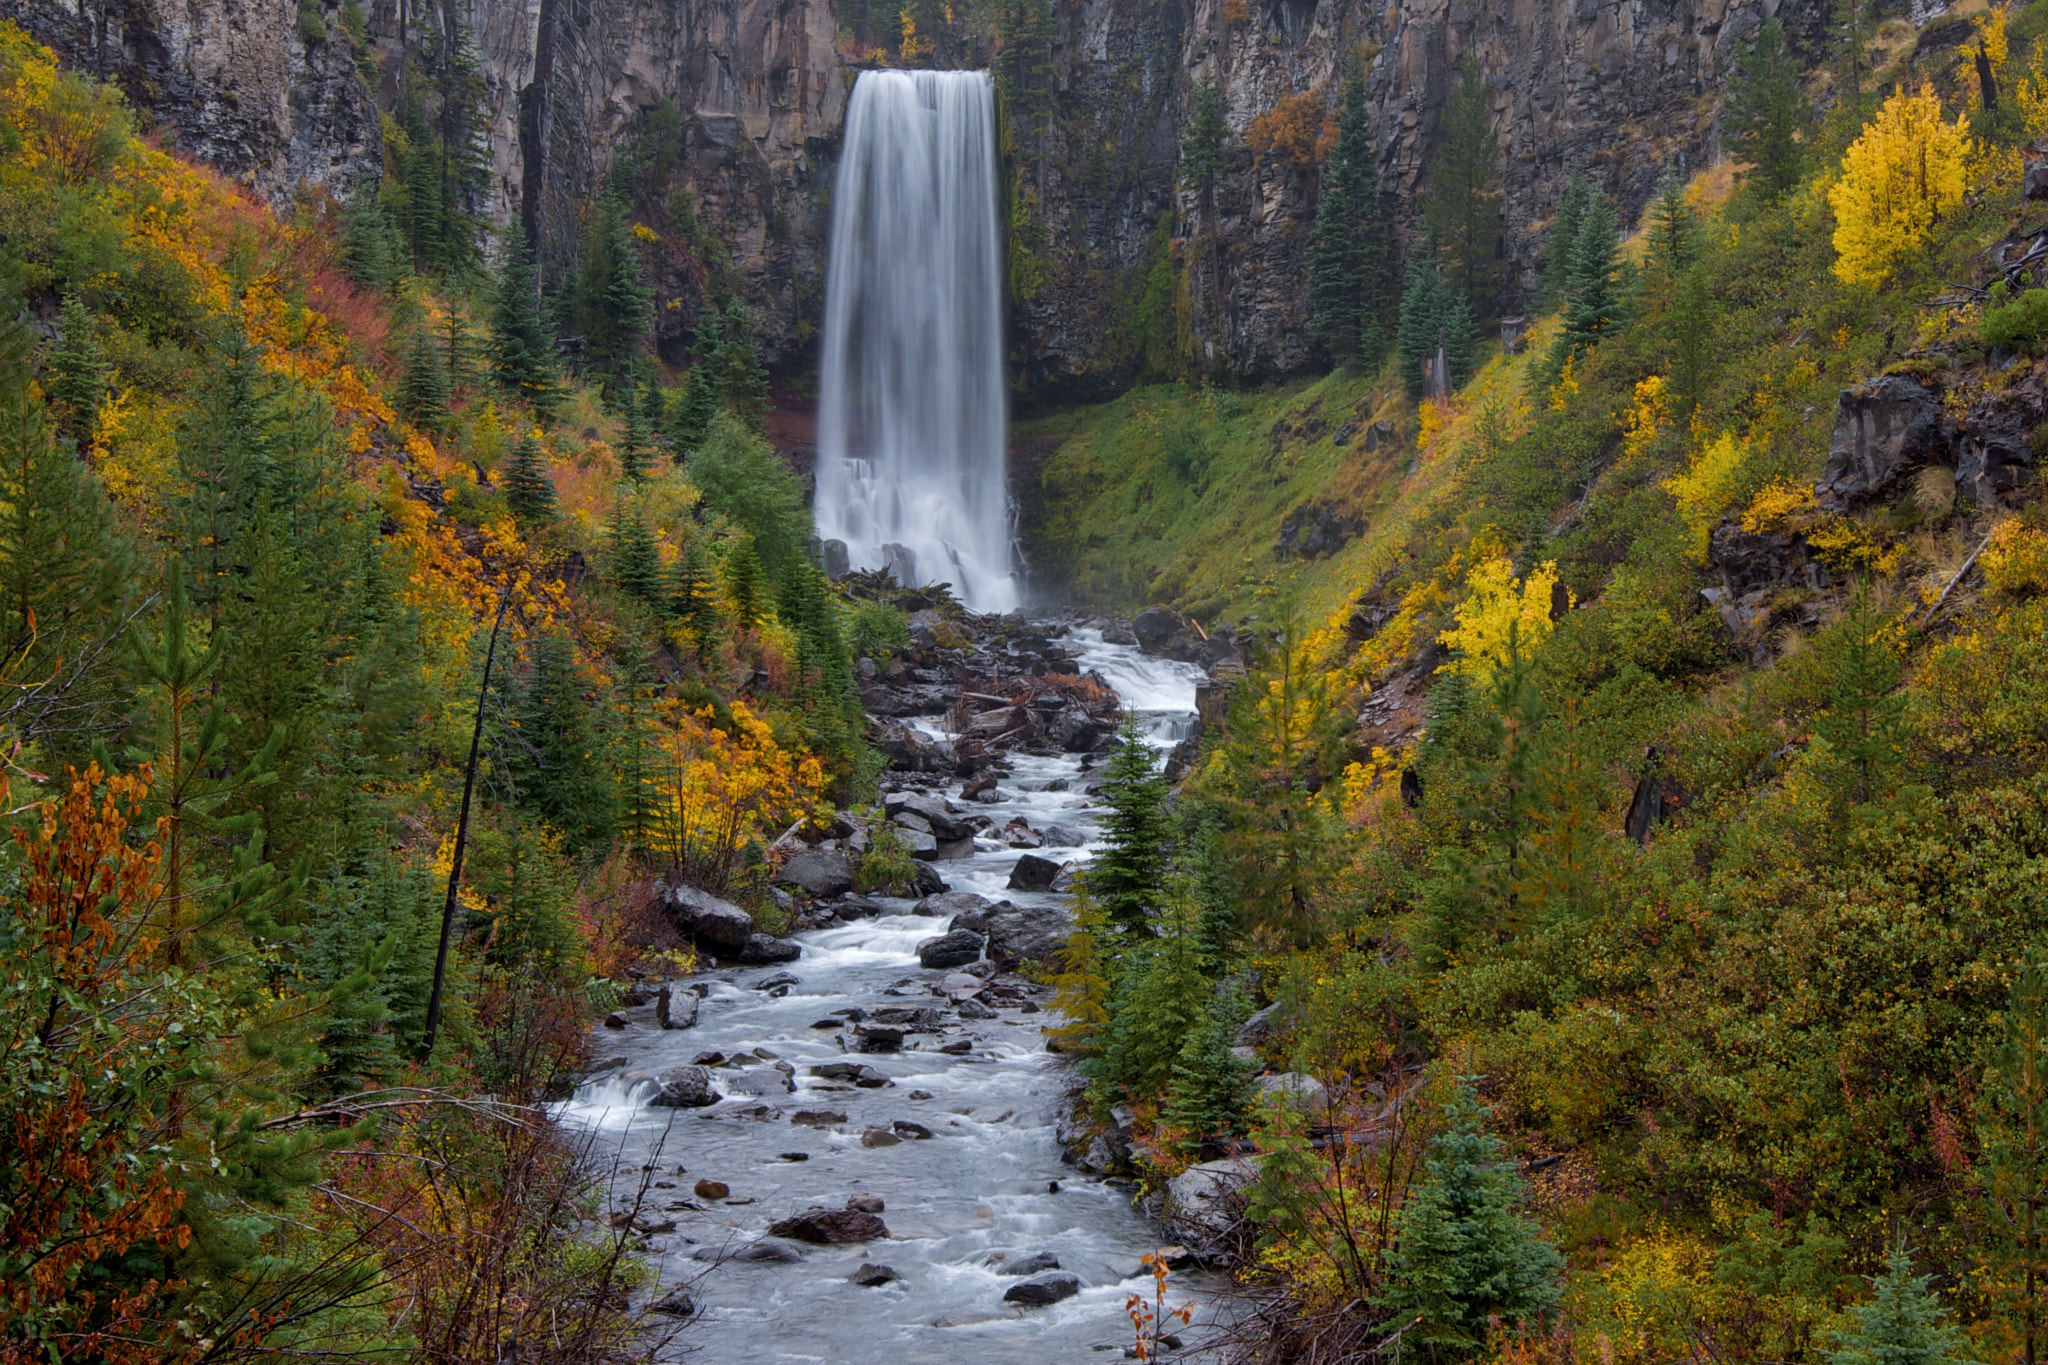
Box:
1829;83;1972;285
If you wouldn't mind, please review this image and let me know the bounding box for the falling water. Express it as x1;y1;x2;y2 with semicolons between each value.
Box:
815;70;1017;613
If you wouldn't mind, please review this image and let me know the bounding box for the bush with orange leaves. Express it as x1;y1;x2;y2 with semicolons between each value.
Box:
649;696;827;889
1248;90;1327;166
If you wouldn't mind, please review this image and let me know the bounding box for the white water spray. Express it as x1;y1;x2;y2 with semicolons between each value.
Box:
814;70;1017;612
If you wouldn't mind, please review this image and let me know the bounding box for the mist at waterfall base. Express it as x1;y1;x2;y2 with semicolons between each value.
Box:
552;638;1215;1363
814;70;1018;613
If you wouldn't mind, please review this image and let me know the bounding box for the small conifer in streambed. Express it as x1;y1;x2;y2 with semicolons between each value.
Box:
1091;716;1171;937
504;433;557;525
1378;1083;1562;1358
1163;988;1255;1154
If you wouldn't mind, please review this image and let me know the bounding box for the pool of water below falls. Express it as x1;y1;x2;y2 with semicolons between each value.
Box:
554;633;1221;1365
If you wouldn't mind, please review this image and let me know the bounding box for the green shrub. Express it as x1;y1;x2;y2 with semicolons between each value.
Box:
848;599;908;660
1982;287;2048;353
854;816;917;892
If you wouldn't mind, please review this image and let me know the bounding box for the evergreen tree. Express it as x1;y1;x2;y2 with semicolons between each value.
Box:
1666;265;1716;419
50;290;106;442
504;433;557;525
574;197;654;381
1047;880;1114;1057
1090;890;1214;1108
1397;253;1475;399
1091;716;1172;936
722;537;767;631
1307;70;1397;369
176;325;287;627
442;305;476;398
488;240;559;418
1825;1241;1971;1365
706;300;770;425
339;190;403;291
1540;170;1592;306
1163;988;1256;1154
668;364;720;460
610;497;663;604
688;413;808;579
396;326;451;433
301;852;445;1088
670;539;723;653
613;661;660;851
618;383;656;479
1181;74;1227;199
1555;191;1623;370
1814;590;1908;807
777;559;863;777
425;8;490;271
1978;962;2048;1361
1421;53;1504;316
1642;171;1698;311
512;631;616;849
1378;1083;1563;1358
1725;19;1809;197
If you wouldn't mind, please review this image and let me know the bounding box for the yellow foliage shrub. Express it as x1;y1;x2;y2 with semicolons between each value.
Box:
1983;518;2048;595
1566;1230;1724;1364
1437;553;1565;681
1619;375;1669;472
1828;83;1971;286
1739;476;1819;534
1663;430;1750;561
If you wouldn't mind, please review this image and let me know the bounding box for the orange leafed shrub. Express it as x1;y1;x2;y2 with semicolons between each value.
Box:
1248;90;1326;165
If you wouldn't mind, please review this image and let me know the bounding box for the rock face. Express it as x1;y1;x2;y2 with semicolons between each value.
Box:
1823;376;1950;506
767;1208;889;1243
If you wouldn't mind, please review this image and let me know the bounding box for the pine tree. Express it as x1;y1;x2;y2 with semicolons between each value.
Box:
1825;1241;1971;1365
1555;191;1623;369
575;197;654;380
504;433;557;525
512;631;616;848
611;498;663;603
722;537;767;631
1397;253;1474;399
1725;19;1809;197
1378;1083;1563;1358
488;240;559;419
1421;53;1504;317
1814;590;1907;807
1540;170;1592;306
1091;716;1172;936
618;384;656;479
670;538;723;653
1090;889;1214;1108
1307;70;1397;369
396;326;451;433
339;190;403;291
1163;989;1256;1154
50;290;106;442
1642;171;1697;312
1978;962;2048;1362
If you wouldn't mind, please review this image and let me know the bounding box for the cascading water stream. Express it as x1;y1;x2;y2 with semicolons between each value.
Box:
814;70;1018;613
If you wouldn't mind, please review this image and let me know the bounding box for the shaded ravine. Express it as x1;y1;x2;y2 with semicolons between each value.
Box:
555;632;1212;1364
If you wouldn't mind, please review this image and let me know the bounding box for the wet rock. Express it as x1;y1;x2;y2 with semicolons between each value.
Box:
891;1120;934;1140
851;1263;901;1287
738;934;802;964
1164;1157;1259;1246
855;1025;905;1054
693;1179;730;1200
655;984;698;1030
912;863;950;897
872;721;957;774
650;1287;695;1317
768;1208;890;1243
938;971;986;1000
751;970;800;991
820;539;851;578
860;1126;902;1147
917;929;985;970
889;792;975;840
956;997;998;1020
811;1018;844;1030
811;1062;892;1088
954;902;1070;967
1132;608;1179;653
939;1038;974;1054
666;884;755;953
899;827;941;859
777;849;855;897
693;1241;806;1264
779;1151;810;1161
1002;820;1043;848
1003;1271;1081;1306
998;1251;1062;1276
1823;375;1949;507
846;1193;886;1213
691;1051;729;1066
791;1109;848;1128
724;1103;784;1121
836;895;885;919
603;1011;628;1029
1006;853;1063;891
916;890;993;918
1039;824;1083;849
647;1066;718;1108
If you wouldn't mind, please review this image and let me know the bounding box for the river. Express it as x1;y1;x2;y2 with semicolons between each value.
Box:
555;630;1214;1364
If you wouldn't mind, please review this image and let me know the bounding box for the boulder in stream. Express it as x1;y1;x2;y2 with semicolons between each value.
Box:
738;934;801;964
777;849;855;897
655;984;698;1030
650;1287;695;1316
693;1179;729;1200
846;1193;886;1213
851;1263;901;1287
916;890;992;918
1005;853;1064;891
997;1251;1061;1276
917;928;985;969
666;884;754;952
1002;1271;1081;1306
952;902;1069;967
768;1208;890;1243
791;1109;847;1128
646;1065;718;1108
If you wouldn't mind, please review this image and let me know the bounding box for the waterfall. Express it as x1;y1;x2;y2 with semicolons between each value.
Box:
815;70;1017;613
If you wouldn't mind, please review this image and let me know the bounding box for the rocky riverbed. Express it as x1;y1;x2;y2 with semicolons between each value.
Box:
554;616;1231;1363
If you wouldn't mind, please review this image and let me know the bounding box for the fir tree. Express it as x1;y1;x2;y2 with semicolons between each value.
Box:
688;413;808;579
1539;170;1592;306
512;631;616;849
442;306;476;398
670;539;723;653
1666;265;1716;419
488;240;559;419
1091;716;1172;936
1378;1083;1563;1358
1047;880;1114;1057
503;433;557;525
1307;70;1397;369
1978;962;2048;1361
396;326;451;433
610;498;663;604
339;189;403;291
1090;889;1214;1108
1421;53;1504;317
1642;171;1698;311
1163;988;1256;1154
613;661;660;851
706;300;770;425
1725;19;1809;197
722;537;767;631
618;383;656;480
667;365;719;460
1815;590;1908;807
1825;1241;1970;1365
176;326;286;626
1396;253;1474;400
1181;74;1227;198
50;290;106;442
1555;191;1623;370
574;197;654;380
425;8;490;271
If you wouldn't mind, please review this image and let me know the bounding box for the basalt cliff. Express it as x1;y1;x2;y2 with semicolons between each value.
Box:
2;0;1827;392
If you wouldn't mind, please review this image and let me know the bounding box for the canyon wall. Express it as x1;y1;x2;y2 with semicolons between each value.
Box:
5;0;1826;388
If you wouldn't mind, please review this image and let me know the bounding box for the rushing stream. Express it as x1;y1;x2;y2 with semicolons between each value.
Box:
555;633;1213;1364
